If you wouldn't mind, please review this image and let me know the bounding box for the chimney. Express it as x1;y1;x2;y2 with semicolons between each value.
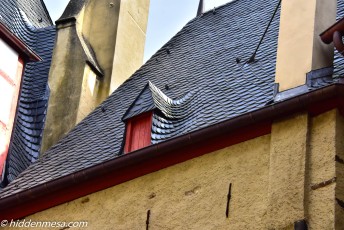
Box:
275;0;337;91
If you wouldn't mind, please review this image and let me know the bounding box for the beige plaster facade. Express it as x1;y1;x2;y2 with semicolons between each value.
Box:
267;113;309;229
335;112;344;229
76;65;99;123
275;0;337;91
110;0;150;92
41;0;150;153
40;19;87;153
15;109;344;229
20;135;273;230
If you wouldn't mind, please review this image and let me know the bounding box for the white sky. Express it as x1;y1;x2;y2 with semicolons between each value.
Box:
43;0;234;61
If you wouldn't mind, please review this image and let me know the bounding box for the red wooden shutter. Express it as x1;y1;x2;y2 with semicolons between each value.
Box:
0;39;24;178
124;112;153;153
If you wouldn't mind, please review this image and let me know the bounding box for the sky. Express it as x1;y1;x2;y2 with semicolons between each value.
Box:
43;0;233;62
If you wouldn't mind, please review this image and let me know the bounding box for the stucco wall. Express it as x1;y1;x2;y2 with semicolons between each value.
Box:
76;65;99;123
81;0;121;103
22;110;344;229
267;113;309;229
275;0;336;91
41;21;86;153
306;110;337;229
25;135;271;229
110;0;150;93
335;111;344;229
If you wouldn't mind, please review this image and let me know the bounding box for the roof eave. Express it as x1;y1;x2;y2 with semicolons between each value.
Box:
0;22;41;62
1;83;344;220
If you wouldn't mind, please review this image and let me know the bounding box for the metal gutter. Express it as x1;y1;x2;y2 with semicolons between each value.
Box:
0;22;41;62
1;83;344;220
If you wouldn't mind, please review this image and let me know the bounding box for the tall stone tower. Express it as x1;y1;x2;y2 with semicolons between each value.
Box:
41;0;150;153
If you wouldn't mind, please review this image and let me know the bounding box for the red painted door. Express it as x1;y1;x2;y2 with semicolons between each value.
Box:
124;112;153;153
0;39;24;178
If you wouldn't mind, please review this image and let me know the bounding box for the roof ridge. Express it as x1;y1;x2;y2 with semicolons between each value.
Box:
39;0;53;25
201;0;239;16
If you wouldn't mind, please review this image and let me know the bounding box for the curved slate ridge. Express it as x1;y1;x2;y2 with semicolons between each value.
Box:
0;0;55;185
16;0;52;27
1;4;36;47
149;81;200;143
149;81;198;119
123;81;198;121
123;81;199;144
151;111;198;144
0;0;290;198
0;0;52;41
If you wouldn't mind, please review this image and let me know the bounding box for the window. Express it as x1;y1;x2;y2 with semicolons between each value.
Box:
124;112;153;153
0;39;24;178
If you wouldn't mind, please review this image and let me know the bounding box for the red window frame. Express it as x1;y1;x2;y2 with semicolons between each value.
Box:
0;57;24;178
124;112;153;153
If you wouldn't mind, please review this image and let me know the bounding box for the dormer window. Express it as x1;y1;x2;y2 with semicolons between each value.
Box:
122;81;197;154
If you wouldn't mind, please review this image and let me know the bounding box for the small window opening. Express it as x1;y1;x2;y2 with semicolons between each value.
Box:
124;112;153;153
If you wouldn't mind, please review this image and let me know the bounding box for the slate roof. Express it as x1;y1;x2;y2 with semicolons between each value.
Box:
1;0;344;198
0;0;55;186
0;0;281;197
15;0;52;28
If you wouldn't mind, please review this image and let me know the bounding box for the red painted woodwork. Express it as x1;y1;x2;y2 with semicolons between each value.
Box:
0;54;24;179
0;70;15;86
124;112;153;153
0;145;8;177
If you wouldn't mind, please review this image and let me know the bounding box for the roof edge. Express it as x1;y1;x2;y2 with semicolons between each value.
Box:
1;83;344;220
39;0;54;25
0;22;41;62
55;17;77;26
122;83;150;121
56;0;87;23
